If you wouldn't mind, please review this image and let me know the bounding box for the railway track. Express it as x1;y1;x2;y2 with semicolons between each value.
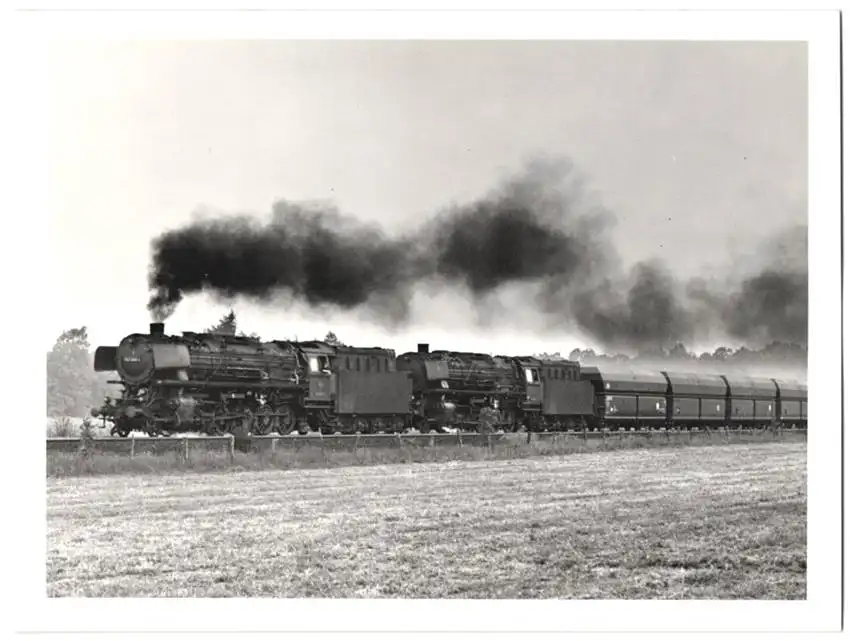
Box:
46;427;807;455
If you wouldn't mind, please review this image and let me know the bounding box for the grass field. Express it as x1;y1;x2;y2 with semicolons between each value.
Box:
46;441;806;599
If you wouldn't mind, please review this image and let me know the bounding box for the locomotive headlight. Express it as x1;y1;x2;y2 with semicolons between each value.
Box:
440;380;449;389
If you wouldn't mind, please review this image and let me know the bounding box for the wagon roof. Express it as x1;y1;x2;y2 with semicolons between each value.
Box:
773;378;808;400
582;365;669;393
722;375;777;398
662;371;728;396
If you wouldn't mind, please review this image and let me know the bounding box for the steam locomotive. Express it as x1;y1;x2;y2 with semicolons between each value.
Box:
92;322;808;437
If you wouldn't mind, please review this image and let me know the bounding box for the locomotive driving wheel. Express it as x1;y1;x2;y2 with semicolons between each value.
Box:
204;412;227;435
237;409;255;437
110;421;132;438
143;417;162;437
276;405;296;435
253;405;274;436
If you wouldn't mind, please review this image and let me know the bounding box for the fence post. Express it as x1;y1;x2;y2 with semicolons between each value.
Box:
355;433;361;452
130;435;136;459
183;437;190;463
229;434;235;464
457;431;463;448
487;433;492;454
271;437;277;455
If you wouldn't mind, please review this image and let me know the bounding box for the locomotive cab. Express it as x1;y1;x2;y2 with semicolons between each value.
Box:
521;364;543;406
296;342;338;406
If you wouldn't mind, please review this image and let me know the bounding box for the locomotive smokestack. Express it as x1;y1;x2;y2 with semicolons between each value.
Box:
418;343;429;354
150;322;165;336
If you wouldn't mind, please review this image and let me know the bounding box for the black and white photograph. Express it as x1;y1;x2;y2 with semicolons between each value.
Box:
10;6;842;637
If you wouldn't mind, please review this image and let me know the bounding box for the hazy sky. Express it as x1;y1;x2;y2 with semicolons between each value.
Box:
48;39;807;355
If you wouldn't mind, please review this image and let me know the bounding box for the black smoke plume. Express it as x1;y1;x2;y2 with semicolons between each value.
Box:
148;203;417;322
147;157;807;352
685;223;808;347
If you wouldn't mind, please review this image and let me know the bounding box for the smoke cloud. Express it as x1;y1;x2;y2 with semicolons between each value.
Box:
147;156;807;352
148;203;417;322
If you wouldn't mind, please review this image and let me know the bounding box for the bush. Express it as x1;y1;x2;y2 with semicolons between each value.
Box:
48;416;76;438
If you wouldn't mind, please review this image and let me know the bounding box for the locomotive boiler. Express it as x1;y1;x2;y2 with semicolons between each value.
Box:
94;322;305;436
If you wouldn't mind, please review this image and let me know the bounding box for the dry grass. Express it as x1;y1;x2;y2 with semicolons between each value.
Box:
46;416;113;439
46;430;805;477
46;441;806;599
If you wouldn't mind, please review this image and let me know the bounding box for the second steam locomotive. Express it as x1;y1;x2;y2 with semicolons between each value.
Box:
93;322;808;437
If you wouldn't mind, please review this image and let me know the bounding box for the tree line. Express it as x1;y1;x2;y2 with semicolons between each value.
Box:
536;341;807;369
46;327;117;419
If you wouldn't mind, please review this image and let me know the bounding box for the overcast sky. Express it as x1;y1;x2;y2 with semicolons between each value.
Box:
48;39;807;355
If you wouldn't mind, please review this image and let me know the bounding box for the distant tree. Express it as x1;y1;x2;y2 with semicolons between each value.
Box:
562;341;805;370
207;310;237;335
533;351;563;360
713;346;734;361
47;327;98;418
637;345;667;361
733;346;754;364
206;310;260;340
324;331;343;346
760;341;806;365
668;342;695;361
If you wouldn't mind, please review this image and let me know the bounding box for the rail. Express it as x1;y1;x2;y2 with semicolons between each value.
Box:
46;428;807;459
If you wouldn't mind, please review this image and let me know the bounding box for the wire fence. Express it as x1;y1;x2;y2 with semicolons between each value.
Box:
47;427;808;461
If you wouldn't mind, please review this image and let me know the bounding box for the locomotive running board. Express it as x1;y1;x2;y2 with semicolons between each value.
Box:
152;380;302;391
424;389;524;397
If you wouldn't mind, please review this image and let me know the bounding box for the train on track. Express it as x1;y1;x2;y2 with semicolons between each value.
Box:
92;322;808;437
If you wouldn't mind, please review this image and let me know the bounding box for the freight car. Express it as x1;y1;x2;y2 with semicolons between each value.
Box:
581;365;808;431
